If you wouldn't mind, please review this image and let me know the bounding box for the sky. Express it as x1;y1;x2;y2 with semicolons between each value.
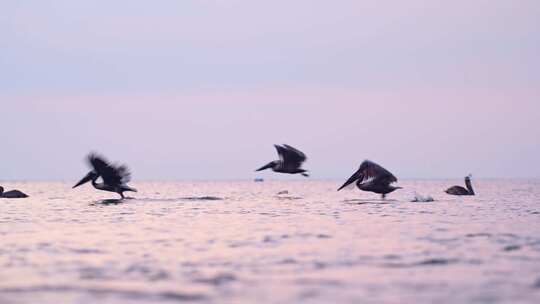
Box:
1;0;539;180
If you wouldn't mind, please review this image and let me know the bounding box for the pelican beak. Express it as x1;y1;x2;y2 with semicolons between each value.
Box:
73;172;95;188
255;162;274;172
337;171;363;191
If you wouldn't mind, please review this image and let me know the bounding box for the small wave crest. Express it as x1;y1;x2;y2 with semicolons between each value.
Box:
193;273;237;286
0;285;207;302
383;258;459;268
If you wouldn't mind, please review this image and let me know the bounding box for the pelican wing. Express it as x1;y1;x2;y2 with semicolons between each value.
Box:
115;165;132;184
274;144;307;164
358;160;397;185
274;145;288;163
282;144;307;164
88;153;132;186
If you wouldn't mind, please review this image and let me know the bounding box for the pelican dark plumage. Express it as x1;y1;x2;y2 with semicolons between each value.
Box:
73;153;137;199
445;175;475;196
0;186;28;198
256;144;309;177
337;160;401;199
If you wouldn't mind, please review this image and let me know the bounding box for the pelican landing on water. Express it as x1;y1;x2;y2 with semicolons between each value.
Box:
73;153;137;199
0;186;28;198
337;160;401;199
256;144;309;177
445;175;475;196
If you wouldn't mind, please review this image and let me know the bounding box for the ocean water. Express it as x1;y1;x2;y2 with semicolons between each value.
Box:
1;180;540;304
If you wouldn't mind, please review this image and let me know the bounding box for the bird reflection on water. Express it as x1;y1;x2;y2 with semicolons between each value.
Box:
342;198;395;205
90;198;132;206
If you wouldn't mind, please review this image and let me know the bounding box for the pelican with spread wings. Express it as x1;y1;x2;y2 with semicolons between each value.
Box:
337;160;401;199
73;153;137;199
256;144;309;177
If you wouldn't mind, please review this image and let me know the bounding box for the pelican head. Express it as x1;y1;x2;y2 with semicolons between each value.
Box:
337;169;364;191
73;171;99;188
255;161;278;172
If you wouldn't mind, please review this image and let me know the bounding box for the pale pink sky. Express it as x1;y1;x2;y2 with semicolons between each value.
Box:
1;1;539;180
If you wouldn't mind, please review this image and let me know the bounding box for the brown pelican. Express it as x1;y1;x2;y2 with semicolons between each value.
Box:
256;144;309;177
0;186;28;198
337;160;401;199
73;153;137;199
445;175;475;196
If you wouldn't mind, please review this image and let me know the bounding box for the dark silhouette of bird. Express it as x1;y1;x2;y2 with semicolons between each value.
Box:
73;153;137;199
445;175;475;196
337;160;401;199
0;186;28;198
256;144;309;177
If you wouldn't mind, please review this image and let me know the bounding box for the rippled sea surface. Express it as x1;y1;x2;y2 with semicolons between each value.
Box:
1;180;540;304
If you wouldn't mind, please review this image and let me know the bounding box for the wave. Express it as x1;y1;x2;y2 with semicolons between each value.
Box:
0;285;207;302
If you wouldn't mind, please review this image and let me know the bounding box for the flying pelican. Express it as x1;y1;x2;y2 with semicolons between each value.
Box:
337;160;401;199
445;175;475;196
73;153;137;199
0;186;28;198
256;144;309;177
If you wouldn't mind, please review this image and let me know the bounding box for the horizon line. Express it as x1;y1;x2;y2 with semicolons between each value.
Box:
1;177;539;183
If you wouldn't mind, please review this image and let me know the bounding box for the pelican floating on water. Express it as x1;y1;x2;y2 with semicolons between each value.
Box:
73;153;137;199
445;175;475;196
337;160;401;199
0;186;28;198
256;144;309;177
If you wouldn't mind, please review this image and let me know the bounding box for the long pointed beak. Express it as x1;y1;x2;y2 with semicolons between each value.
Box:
255;162;273;172
337;171;362;191
73;172;94;188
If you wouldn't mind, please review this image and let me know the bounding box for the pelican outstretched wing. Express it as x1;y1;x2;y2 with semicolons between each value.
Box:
282;144;307;163
274;144;306;166
88;153;132;186
274;145;288;163
358;160;397;185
